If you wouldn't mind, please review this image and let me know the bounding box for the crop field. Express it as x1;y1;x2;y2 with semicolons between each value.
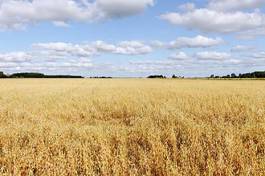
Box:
0;79;264;175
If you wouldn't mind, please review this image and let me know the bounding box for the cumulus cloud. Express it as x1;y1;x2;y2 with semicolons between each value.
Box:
0;52;32;62
196;51;231;61
168;52;191;60
169;35;223;49
208;0;265;11
0;0;154;30
93;40;153;55
33;42;97;58
0;40;154;74
0;61;94;73
0;39;261;76
93;41;116;52
95;0;153;18
114;41;153;55
161;9;265;34
161;1;265;37
29;40;153;65
236;27;265;39
33;41;153;58
0;49;95;73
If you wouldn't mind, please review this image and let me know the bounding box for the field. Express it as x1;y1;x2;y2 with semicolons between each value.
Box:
0;79;264;175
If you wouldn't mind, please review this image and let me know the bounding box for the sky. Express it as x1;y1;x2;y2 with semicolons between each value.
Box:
0;0;265;77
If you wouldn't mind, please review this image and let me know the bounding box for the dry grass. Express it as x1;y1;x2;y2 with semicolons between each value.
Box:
0;79;264;175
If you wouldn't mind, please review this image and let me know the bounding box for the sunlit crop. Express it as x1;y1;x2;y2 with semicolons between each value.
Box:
0;79;264;175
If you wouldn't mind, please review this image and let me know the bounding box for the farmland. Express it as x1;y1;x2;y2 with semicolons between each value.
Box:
0;79;264;175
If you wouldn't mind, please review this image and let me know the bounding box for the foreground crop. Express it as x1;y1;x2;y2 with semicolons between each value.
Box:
0;79;264;175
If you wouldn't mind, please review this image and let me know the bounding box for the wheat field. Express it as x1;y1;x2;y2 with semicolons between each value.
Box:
0;79;264;175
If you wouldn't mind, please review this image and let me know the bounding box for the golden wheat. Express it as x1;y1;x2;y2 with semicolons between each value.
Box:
0;79;264;175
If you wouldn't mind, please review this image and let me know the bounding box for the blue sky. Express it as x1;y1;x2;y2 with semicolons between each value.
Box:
0;0;265;77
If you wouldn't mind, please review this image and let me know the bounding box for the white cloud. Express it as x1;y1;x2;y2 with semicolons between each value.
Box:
96;0;154;18
0;0;154;30
93;40;153;55
224;59;241;64
160;8;265;34
0;61;94;72
231;45;255;52
1;39;262;76
0;52;32;62
169;35;223;48
34;41;153;57
168;52;191;60
128;60;184;73
53;21;70;27
33;42;97;58
252;52;265;59
93;41;116;52
130;60;179;66
236;27;265;39
208;0;265;11
196;51;231;61
114;41;152;55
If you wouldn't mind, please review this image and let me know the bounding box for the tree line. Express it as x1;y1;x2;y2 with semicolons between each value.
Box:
1;71;264;79
147;75;184;79
0;72;83;78
210;71;265;79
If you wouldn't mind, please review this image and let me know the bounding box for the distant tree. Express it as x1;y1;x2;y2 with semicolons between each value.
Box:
253;71;265;78
45;75;83;78
214;71;265;79
231;73;237;78
210;74;215;78
90;76;112;79
147;75;166;79
9;72;83;78
10;72;45;78
0;71;8;78
172;75;184;79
